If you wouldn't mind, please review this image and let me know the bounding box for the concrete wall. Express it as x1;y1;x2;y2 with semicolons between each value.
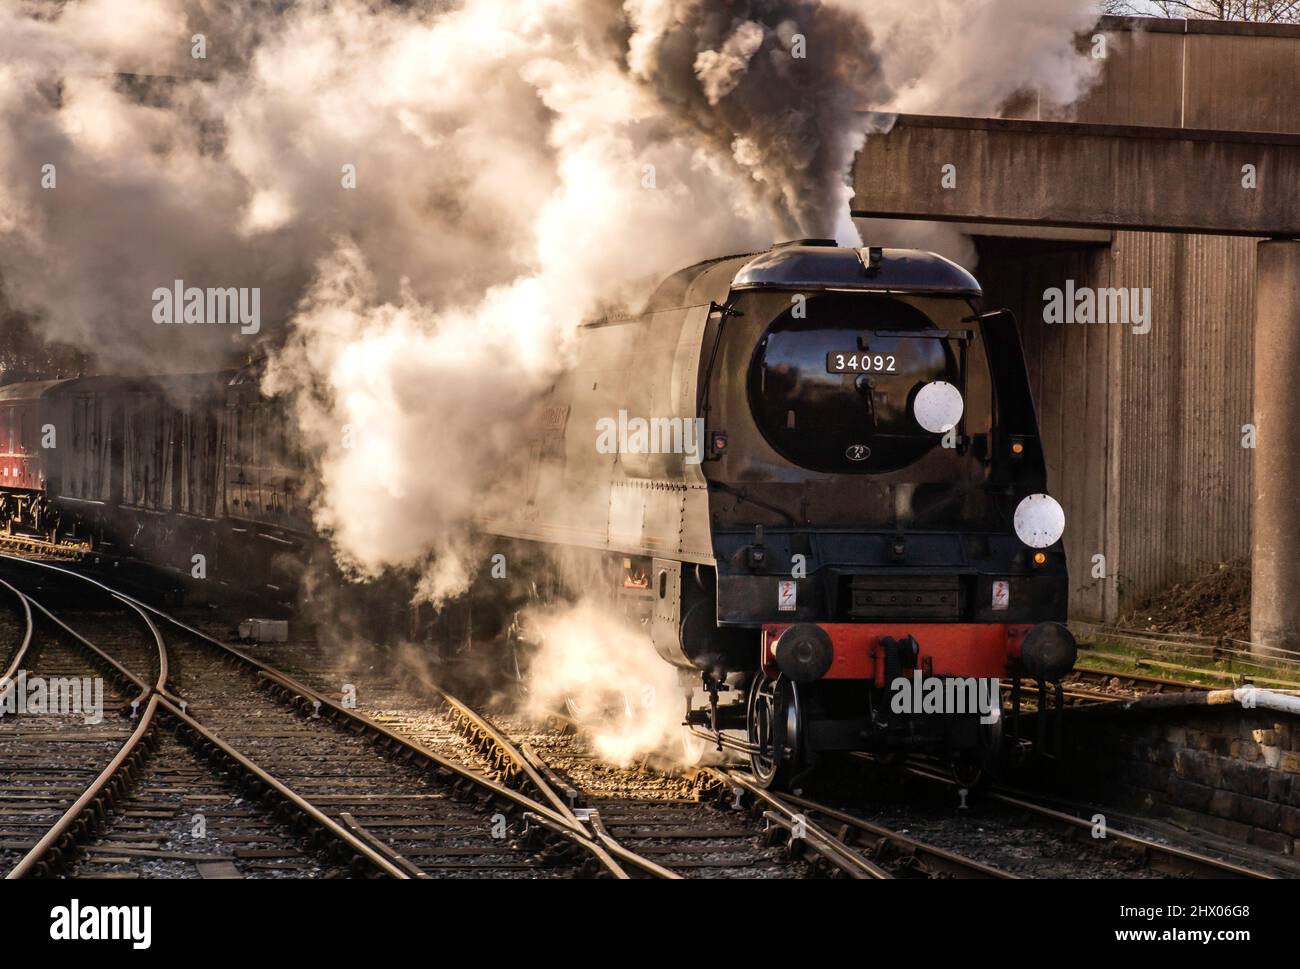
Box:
966;17;1290;621
1019;16;1300;135
1112;232;1255;616
977;233;1254;621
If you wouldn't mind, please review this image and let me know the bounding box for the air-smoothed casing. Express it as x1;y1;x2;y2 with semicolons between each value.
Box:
480;243;1067;671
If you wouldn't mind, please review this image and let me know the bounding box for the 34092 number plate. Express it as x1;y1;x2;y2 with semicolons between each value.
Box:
826;351;897;373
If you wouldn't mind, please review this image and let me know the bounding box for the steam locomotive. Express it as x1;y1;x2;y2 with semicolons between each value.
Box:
481;241;1076;786
0;240;1075;787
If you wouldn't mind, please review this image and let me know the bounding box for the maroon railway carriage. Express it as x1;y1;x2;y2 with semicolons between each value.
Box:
0;368;310;597
0;380;62;537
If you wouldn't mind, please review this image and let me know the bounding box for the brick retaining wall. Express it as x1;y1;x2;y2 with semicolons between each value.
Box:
1024;693;1300;855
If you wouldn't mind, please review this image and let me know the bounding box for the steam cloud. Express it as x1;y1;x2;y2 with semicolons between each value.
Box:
1;0;1102;759
520;598;685;766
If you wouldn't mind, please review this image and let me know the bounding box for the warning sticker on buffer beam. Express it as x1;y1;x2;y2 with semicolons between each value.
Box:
992;580;1009;610
778;580;797;611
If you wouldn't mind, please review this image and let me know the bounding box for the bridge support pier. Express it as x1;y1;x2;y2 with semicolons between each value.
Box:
1251;238;1300;656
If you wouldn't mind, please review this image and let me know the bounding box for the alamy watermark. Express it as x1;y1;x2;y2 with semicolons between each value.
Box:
890;672;999;725
1043;281;1151;335
50;900;151;949
152;279;260;335
595;410;705;465
0;672;103;724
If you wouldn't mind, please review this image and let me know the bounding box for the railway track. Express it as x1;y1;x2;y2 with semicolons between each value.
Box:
704;768;1011;878
529;714;1285;881
1006;665;1211;711
1058;665;1211;703
0;575;401;878
497;712;1014;879
718;772;1017;879
1;555;1286;882
0;578;146;876
843;753;1283;880
248;651;912;880
165;637;843;879
0;556;671;879
168;638;762;879
111;621;1038;880
125;605;1280;881
508;716;817;878
0;532;88;561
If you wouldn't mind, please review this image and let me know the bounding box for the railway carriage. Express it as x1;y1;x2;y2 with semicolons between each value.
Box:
45;373;232;573
0;380;61;538
0;369;308;596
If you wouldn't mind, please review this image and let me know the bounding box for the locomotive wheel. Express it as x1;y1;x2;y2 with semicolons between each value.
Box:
679;723;727;767
503;611;534;702
509;637;530;700
680;725;710;766
747;672;805;789
951;757;984;789
950;717;1002;790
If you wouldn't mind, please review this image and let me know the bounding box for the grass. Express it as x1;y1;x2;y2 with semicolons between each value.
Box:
1076;636;1300;692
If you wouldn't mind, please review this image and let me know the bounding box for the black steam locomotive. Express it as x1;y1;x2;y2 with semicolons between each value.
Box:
481;241;1076;786
0;241;1075;787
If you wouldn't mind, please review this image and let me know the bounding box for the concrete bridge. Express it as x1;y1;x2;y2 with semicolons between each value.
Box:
850;16;1300;653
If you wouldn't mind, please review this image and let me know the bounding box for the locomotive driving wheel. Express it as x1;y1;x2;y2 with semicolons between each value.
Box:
679;724;712;766
950;716;1003;790
747;672;805;789
506;612;531;701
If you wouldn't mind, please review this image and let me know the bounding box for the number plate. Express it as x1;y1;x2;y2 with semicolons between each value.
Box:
826;351;897;373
